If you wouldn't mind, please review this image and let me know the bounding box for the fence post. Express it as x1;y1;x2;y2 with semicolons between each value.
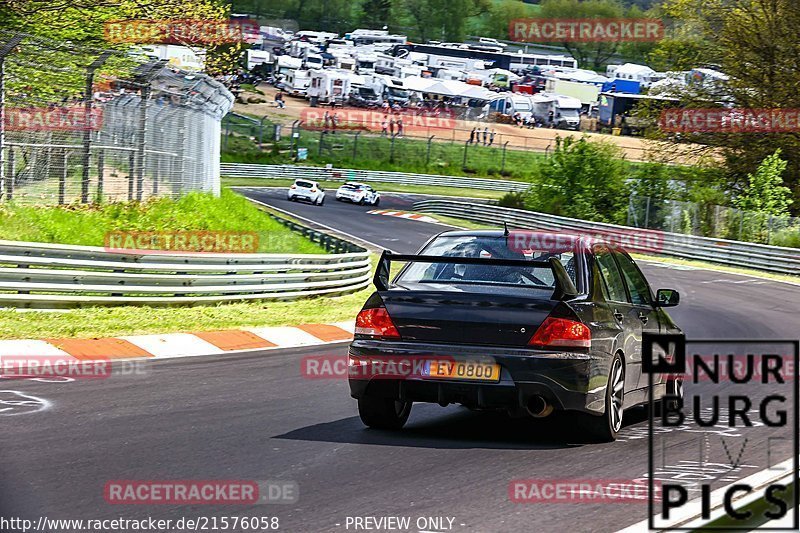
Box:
500;141;509;173
644;196;651;228
59;152;69;205
96;149;104;201
353;131;359;161
135;83;149;201
0;34;24;202
259;116;269;149
4;148;13;201
462;140;469;170
128;152;135;201
545;143;552;156
318;131;325;157
389;135;395;163
426;136;435;166
81;52;111;204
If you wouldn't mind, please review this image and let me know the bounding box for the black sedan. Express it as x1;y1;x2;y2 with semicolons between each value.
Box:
348;230;683;442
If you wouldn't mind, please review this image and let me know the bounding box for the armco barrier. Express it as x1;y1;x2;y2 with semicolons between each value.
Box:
0;215;370;309
220;163;531;192
412;200;800;276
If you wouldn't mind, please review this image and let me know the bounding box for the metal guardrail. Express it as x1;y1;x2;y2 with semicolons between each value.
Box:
0;214;371;309
412;200;800;276
220;163;531;192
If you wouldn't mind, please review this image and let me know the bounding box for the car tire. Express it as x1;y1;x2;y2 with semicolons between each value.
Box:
357;397;412;430
358;197;366;205
584;353;625;442
655;378;684;416
319;196;325;206
373;198;380;206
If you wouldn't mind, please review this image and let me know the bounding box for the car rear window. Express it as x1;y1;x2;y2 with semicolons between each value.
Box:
295;181;314;188
395;235;576;288
341;184;360;190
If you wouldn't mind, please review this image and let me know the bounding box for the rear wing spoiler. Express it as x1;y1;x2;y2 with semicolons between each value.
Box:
373;250;578;300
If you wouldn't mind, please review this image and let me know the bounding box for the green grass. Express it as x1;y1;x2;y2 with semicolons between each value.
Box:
0;189;325;254
222;177;508;200
0;289;372;339
221;133;548;182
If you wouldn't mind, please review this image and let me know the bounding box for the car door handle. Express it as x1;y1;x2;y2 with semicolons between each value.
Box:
613;310;624;322
638;312;649;324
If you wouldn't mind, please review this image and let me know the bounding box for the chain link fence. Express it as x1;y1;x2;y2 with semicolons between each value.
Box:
0;31;233;205
628;195;800;248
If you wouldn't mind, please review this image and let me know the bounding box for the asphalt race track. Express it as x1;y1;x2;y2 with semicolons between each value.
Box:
2;187;798;532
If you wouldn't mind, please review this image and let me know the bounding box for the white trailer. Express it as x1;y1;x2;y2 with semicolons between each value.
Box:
531;93;582;130
306;69;352;105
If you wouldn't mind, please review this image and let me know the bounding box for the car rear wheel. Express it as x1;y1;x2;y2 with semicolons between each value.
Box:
357;397;412;430
358;197;366;205
584;354;625;442
373;197;380;206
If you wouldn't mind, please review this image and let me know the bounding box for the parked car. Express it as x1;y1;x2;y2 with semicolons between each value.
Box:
288;179;325;205
348;230;683;442
335;182;380;205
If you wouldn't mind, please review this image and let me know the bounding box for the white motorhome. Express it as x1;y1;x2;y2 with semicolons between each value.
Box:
370;74;411;106
346;29;407;47
288;40;318;59
295;30;338;44
307;69;352;105
354;51;378;73
531;93;582;130
284;69;311;96
247;49;272;71
275;55;303;77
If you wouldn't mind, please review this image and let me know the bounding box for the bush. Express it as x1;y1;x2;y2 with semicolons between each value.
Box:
524;136;629;224
498;192;526;209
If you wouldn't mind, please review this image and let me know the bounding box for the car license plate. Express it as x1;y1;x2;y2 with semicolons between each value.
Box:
424;361;501;382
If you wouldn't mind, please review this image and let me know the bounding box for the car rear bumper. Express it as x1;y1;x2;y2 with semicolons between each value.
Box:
347;340;611;414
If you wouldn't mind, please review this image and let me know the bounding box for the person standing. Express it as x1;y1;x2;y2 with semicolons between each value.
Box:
396;117;404;137
381;116;389;137
275;91;285;108
489;130;496;146
469;127;476;144
389;118;395;137
482;127;488;145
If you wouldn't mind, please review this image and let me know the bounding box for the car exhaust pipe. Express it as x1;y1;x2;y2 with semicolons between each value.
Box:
526;395;553;418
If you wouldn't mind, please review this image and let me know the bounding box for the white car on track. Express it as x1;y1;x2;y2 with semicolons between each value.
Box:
288;179;325;205
335;182;380;206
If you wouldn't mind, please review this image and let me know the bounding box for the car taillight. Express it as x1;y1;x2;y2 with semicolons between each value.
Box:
291;185;296;189
311;188;317;192
355;307;400;339
528;317;590;348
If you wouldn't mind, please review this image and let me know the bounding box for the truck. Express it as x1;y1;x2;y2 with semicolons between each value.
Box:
370;75;411;106
601;79;641;95
597;92;679;134
531;93;582;130
545;78;601;109
306;69;352;105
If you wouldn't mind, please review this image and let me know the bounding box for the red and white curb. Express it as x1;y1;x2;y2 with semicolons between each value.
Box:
0;322;355;361
367;209;440;224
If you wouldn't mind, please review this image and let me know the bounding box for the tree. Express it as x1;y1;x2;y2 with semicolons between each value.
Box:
735;150;792;217
359;0;392;28
524;136;629;223
538;0;626;70
399;0;489;42
644;0;800;214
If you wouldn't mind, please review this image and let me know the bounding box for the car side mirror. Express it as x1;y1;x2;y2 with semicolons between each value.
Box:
656;289;680;307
